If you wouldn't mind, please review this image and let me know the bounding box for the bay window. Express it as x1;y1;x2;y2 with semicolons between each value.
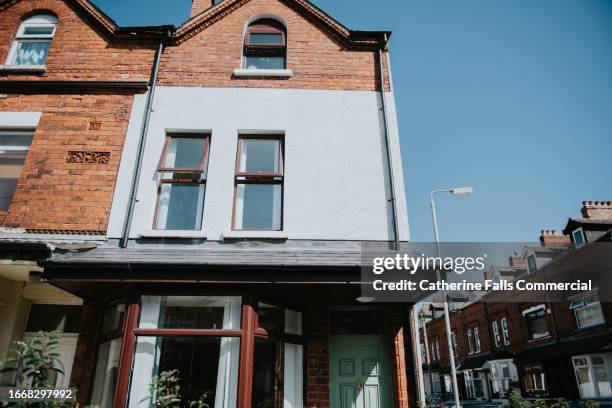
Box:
155;135;209;230
572;354;612;399
109;296;303;408
6;14;57;67
233;136;283;231
0;130;33;211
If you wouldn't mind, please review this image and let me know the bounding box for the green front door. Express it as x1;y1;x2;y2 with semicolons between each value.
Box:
329;335;393;408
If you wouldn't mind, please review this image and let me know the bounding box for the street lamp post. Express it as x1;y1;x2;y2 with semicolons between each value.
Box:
430;187;473;408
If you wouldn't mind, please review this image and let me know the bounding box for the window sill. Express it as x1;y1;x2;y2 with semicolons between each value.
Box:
0;65;47;74
222;230;288;240
138;230;207;239
233;68;293;78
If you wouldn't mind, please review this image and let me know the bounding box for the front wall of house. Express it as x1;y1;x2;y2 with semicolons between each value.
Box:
0;93;135;232
107;86;408;241
159;0;390;91
0;0;156;81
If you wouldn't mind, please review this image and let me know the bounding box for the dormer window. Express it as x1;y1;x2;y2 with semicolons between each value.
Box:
243;19;286;70
7;14;57;67
572;227;586;247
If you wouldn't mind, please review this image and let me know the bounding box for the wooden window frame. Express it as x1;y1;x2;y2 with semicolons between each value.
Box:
243;19;287;69
113;296;304;408
232;135;284;231
152;134;210;230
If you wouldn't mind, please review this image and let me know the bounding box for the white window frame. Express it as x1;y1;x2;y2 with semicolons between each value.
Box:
467;329;474;354
492;321;500;348
474;327;481;353
572;354;612;399
501;318;510;345
6;14;57;67
451;331;458;356
0;129;34;211
572;227;587;248
570;290;605;329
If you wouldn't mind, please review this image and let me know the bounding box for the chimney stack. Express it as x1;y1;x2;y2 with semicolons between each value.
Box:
539;229;571;247
508;252;526;267
581;201;612;220
191;0;215;18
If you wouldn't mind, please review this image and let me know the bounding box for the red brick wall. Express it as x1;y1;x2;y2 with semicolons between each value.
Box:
0;0;157;82
390;306;410;408
306;306;330;408
0;92;135;233
159;0;391;91
70;302;100;406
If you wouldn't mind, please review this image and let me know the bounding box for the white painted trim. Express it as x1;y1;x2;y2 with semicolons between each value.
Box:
138;230;207;239
0;65;47;73
222;230;288;240
522;304;545;316
233;68;292;77
0;112;42;129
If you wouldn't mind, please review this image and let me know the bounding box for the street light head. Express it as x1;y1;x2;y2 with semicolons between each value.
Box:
450;186;473;196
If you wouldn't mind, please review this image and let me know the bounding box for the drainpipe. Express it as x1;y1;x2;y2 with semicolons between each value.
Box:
378;34;400;250
120;27;173;248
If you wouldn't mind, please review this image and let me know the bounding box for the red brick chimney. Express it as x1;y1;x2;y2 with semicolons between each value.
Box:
508;253;526;267
191;0;215;17
581;201;612;220
539;229;571;247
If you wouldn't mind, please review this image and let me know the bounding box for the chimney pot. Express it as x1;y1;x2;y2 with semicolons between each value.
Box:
581;200;612;220
539;228;571;247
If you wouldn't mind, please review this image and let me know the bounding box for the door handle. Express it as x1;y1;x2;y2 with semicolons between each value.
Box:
356;377;364;390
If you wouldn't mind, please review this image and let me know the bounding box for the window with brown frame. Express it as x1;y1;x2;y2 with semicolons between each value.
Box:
233;136;283;231
109;296;304;408
154;134;210;231
243;19;286;70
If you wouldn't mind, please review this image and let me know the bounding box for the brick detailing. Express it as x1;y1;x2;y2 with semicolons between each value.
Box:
539;230;571;247
70;302;100;406
0;92;134;233
0;0;157;82
390;306;410;408
65;150;111;164
158;0;391;91
306;306;330;408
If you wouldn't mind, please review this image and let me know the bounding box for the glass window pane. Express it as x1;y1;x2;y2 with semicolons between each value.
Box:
0;133;33;147
258;303;284;333
102;304;126;334
245;55;285;70
235;184;281;230
23;26;54;36
139;296;242;330
91;338;122;408
14;41;50;66
0;178;19;211
156;183;204;230
240;139;280;173
252;338;283;408
129;336;239;408
249;33;282;44
25;304;82;333
163;137;206;169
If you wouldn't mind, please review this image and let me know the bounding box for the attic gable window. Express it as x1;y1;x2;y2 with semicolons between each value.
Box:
243;19;286;70
7;14;57;67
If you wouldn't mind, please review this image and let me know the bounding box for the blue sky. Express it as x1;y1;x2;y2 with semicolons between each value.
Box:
93;0;612;242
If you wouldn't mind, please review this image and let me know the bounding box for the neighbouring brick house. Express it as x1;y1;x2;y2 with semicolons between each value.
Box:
418;201;612;405
0;0;165;397
1;1;416;408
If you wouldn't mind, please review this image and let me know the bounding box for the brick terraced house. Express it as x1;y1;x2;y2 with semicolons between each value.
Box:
1;1;415;408
418;201;612;405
